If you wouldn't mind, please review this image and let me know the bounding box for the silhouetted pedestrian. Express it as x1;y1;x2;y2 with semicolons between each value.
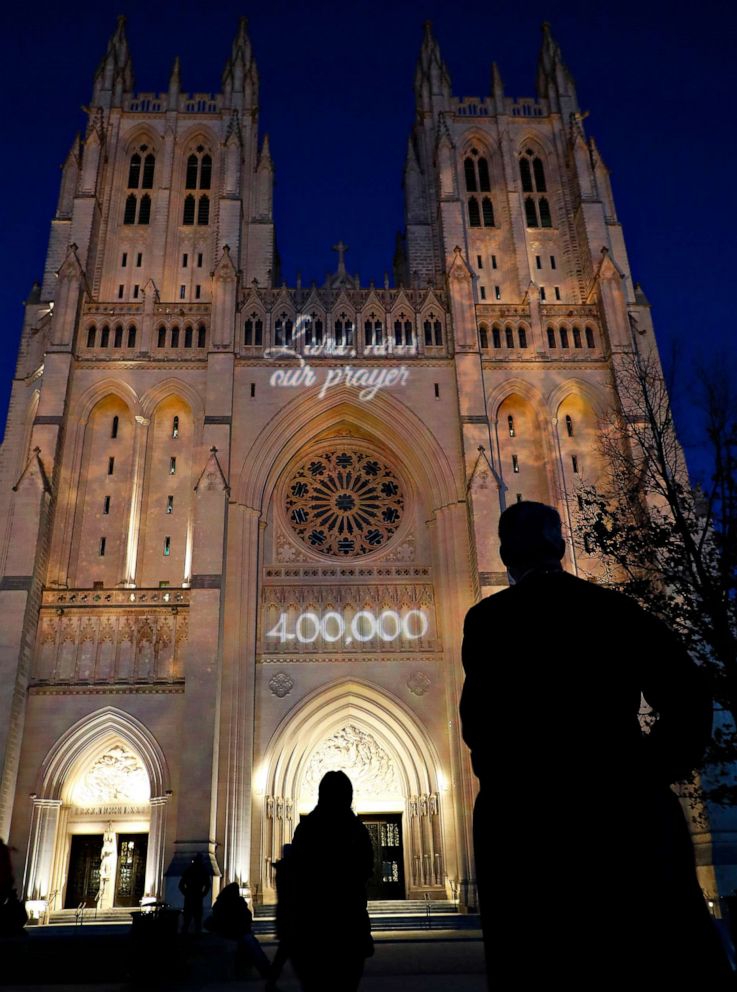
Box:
286;771;374;992
0;838;26;937
206;881;270;978
266;844;295;992
460;501;732;989
179;852;210;935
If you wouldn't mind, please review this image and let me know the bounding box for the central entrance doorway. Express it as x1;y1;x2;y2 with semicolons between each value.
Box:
359;814;405;899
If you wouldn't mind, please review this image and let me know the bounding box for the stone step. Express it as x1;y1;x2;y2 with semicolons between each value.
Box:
254;899;457;918
47;908;140;926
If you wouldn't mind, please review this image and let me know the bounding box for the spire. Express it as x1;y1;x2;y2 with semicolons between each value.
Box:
168;56;181;110
490;62;505;110
222;17;258;111
414;21;451;114
92;15;134;109
536;22;578;118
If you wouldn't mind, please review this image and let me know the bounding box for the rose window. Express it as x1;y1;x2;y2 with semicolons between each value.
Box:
285;449;404;557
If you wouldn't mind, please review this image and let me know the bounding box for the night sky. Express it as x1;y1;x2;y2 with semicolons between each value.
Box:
2;0;734;480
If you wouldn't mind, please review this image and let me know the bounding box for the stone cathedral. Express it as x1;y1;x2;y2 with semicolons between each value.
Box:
0;17;726;919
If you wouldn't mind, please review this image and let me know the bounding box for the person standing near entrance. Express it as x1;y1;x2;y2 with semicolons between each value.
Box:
179;852;211;935
285;771;374;992
460;500;731;988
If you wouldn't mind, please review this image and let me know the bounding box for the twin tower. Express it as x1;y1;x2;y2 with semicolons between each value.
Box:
3;16;716;922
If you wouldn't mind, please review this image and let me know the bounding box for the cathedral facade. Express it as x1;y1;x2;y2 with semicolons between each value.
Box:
0;17;725;917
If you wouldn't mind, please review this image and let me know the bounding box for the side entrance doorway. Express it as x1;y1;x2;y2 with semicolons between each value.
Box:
359;814;404;899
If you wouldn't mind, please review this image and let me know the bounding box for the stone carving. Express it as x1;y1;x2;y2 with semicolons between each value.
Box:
71;743;150;805
32;609;188;684
407;670;431;696
303;724;401;802
268;672;294;698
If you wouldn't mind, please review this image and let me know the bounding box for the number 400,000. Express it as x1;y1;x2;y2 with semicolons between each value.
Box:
266;609;428;644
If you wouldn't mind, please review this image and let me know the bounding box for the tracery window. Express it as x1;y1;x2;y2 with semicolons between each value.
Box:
520;148;552;228
124;146;155;224
364;313;383;347
274;314;294;347
304;313;324;348
465;148;494;228
423;313;443;347
394;314;413;346
183;146;212;224
334;314;354;348
244;313;264;346
285;448;404;558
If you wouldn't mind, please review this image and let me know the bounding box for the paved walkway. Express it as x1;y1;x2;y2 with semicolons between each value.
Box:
2;932;487;991
0;930;486;992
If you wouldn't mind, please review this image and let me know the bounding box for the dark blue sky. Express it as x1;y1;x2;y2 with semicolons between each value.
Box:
2;0;735;478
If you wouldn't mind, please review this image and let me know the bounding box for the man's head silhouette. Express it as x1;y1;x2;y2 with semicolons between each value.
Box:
499;501;565;580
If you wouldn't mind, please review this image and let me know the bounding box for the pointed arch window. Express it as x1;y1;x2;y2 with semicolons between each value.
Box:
86;325;96;348
275;314;294;347
560;327;569;348
114;325;123;348
100;325;110;347
364;314;383;347
157;325;166;348
244;313;263;347
520;148;553;228
138;194;151;225
518;327;528;348
394;316;413;346
184;325;193;348
123;194;137;225
125;145;156;223
464;148;493;228
573;326;582;349
184;146;212;221
171;326;180;348
197;325;206;348
479;324;489;349
585;326;595;349
492;325;501;349
468;197;481;227
547;326;556;348
127;325;136;348
505;326;514;348
182;195;196;225
334;314;354;348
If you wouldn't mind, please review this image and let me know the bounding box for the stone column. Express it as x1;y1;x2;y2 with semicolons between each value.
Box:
23;799;62;903
145;795;169;900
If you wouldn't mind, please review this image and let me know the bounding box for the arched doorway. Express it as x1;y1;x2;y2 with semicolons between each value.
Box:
24;708;170;917
257;680;449;902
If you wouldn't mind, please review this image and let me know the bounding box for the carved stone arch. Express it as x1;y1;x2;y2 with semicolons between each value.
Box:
548;378;610;420
516;132;556;160
177;125;218;155
236;384;461;513
264;679;442;811
139;377;205;425
36;706;170;800
75;379;141;427
459;129;495;158
487;377;548;426
122;125;163;157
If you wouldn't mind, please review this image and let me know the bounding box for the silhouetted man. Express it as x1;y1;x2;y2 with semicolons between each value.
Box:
179;852;210;935
460;501;731;989
286;771;374;992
